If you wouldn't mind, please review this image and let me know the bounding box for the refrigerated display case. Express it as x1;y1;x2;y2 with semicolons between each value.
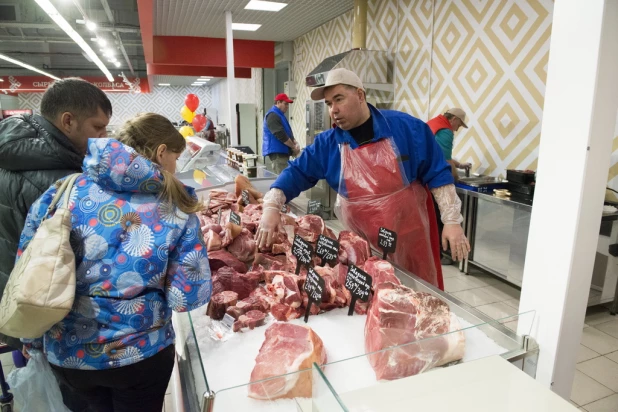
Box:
170;179;539;411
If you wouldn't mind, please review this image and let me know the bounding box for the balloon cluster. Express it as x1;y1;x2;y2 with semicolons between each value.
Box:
179;93;208;138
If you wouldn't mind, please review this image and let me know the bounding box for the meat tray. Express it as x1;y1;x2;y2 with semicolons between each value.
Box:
170;173;537;412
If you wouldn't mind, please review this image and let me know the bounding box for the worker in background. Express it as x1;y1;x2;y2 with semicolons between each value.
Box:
256;68;470;290
202;108;216;143
427;108;471;265
262;93;300;174
427;108;471;181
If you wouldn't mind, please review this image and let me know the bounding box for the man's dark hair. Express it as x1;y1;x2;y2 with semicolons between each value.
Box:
40;77;112;121
444;112;455;120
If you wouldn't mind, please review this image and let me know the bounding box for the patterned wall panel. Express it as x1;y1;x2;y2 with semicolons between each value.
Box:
606;118;618;200
18;86;213;127
430;0;553;177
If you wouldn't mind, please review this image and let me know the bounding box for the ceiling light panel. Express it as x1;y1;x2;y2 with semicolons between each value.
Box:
245;0;287;12
34;0;114;81
232;23;261;31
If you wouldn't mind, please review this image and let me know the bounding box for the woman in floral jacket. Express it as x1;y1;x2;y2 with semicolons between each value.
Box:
19;113;211;411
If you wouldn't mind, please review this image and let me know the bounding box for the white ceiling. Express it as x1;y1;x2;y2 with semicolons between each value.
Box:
155;0;355;41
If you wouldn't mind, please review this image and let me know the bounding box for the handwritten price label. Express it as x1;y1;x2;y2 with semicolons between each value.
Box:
292;235;314;275
316;234;339;265
229;211;241;226
378;227;397;255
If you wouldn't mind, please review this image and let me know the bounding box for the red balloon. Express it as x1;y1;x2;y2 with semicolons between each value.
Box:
185;94;199;112
192;114;207;132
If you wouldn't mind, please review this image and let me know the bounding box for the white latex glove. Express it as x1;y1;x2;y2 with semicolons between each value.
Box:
442;224;471;261
256;189;286;248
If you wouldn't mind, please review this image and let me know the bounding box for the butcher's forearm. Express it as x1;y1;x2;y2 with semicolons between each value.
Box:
431;184;463;225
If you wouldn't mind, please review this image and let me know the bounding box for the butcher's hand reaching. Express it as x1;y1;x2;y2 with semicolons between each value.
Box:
430;184;471;261
256;188;286;249
292;141;301;157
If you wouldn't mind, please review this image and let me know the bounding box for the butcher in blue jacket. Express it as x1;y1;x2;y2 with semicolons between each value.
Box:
256;68;470;289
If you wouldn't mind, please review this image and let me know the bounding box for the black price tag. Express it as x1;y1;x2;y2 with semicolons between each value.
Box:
230;211;241;226
303;267;325;323
345;265;373;316
242;189;250;206
307;200;322;215
378;227;397;259
292;235;314;275
316;234;339;266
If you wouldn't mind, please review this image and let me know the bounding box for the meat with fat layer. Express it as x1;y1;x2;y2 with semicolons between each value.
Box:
364;282;465;380
206;291;239;320
338;231;371;267
248;323;327;400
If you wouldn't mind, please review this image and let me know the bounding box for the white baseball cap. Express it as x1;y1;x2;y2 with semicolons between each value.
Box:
310;68;365;101
446;108;468;128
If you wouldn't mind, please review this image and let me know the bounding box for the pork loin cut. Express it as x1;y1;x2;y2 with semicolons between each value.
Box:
248;323;327;399
206;291;239;320
338;231;371;267
233;310;266;332
365;282;465;380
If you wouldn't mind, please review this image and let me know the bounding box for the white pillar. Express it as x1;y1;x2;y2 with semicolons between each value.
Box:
519;0;618;399
225;10;238;146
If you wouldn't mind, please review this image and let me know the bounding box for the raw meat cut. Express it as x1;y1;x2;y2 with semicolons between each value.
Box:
208;250;247;273
363;257;401;286
263;270;291;284
253;253;287;271
248;323;327;400
249;286;275;309
270;303;303;321
295;215;325;243
206;291;239;320
204;229;222;252
235;174;264;200
236;295;270;313
267;274;302;308
227;228;256;262
233;310;266;332
365;282;465;380
338;231;371;267
211;267;259;299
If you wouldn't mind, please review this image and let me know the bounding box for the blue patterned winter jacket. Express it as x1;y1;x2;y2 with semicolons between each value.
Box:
18;138;211;370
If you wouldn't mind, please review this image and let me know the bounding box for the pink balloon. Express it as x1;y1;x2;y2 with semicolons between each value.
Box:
192;114;207;132
185;94;199;112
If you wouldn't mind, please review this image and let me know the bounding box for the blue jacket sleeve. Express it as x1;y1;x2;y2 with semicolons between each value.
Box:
416;122;454;189
270;137;328;201
166;213;212;312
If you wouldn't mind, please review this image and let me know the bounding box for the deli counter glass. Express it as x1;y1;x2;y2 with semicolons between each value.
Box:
170;173;539;412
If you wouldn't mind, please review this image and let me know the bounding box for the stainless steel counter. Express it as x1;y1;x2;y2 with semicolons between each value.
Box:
457;188;531;287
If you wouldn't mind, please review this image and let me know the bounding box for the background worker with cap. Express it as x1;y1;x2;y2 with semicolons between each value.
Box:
262;92;300;174
256;68;470;290
427;108;472;181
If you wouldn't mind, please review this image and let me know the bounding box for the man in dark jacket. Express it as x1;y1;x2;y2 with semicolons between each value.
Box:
0;78;112;350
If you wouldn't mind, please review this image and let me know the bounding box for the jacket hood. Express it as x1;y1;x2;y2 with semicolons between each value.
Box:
0;114;83;172
83;138;165;193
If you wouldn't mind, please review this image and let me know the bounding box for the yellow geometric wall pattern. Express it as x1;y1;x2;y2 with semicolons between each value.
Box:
290;0;618;185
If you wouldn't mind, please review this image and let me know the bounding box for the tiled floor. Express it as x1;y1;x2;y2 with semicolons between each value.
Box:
442;263;618;411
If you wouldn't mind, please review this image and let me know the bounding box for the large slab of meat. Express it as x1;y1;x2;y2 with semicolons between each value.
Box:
248;323;327;400
365;282;465;380
338;230;371;267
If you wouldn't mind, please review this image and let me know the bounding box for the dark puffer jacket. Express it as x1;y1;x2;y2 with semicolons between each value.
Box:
0;114;83;347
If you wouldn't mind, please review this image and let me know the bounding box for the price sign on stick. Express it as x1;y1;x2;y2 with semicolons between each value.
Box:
316;234;339;266
378;227;397;260
345;265;373;316
307;200;322;216
229;211;241;226
303;267;325;323
292;235;314;275
242;190;250;206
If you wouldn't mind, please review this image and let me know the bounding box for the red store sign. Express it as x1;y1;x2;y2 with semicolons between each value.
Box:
0;75;150;94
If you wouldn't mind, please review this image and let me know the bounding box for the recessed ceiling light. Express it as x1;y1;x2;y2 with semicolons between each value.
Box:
199;76;212;79
158;83;170;86
0;53;60;79
114;62;120;67
86;20;97;31
245;0;287;12
98;38;107;47
232;23;261;31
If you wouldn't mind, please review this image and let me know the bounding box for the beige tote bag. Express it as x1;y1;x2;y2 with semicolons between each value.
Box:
0;173;80;339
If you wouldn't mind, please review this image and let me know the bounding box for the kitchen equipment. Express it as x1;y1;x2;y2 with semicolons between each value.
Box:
506;181;535;197
506;170;535;184
455;176;506;193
